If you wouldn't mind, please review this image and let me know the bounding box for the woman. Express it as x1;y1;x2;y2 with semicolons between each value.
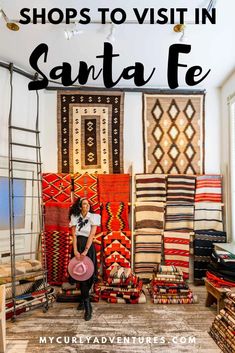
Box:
69;198;100;321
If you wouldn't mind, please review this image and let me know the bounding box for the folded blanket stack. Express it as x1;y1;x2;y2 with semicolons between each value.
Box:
148;265;197;304
209;292;235;353
99;265;146;304
6;287;55;320
56;281;100;303
206;249;235;288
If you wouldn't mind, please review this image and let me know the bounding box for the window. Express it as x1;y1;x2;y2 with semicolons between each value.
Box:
0;176;26;230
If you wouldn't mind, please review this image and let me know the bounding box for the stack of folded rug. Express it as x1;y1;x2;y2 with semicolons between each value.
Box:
56;282;81;302
206;249;235;288
56;281;100;303
6;287;55;320
99;265;146;304
209;291;235;353
148;265;197;304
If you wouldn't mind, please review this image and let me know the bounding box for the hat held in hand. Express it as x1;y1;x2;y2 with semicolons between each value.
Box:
68;256;94;281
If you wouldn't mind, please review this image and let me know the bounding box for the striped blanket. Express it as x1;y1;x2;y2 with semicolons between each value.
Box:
195;175;222;202
194;202;223;231
135;202;164;233
134;233;162;279
163;231;190;279
135;174;166;202
166;175;196;203
194;230;226;282
165;203;194;232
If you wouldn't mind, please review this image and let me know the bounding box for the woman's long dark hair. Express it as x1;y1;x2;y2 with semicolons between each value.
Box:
69;197;94;219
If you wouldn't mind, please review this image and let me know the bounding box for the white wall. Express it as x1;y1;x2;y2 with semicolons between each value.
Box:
220;71;235;242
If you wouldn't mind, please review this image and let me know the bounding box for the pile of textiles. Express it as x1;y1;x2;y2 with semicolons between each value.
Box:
6;287;55;320
206;249;235;288
99;266;146;304
56;282;81;302
194;231;226;284
5;278;45;300
148;265;197;304
209;291;235;353
56;282;100;303
0;260;42;281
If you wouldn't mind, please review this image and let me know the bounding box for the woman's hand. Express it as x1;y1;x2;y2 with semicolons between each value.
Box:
74;250;80;260
80;250;88;261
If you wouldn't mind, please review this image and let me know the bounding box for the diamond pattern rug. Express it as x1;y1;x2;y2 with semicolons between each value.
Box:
143;94;205;174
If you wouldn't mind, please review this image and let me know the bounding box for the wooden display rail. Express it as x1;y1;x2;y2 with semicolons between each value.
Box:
205;279;229;313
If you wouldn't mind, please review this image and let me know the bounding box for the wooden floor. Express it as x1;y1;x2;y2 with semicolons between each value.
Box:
5;285;222;353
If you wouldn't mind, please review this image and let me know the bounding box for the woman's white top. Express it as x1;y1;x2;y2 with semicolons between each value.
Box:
69;212;101;237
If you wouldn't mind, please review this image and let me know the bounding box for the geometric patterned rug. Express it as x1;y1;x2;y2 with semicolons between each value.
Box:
57;91;124;173
103;231;131;277
42;173;71;204
44;202;72;285
143;93;205;174
101;202;129;232
73;173;100;213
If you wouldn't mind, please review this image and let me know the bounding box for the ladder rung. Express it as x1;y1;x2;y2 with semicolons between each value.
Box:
15;251;43;256
11;269;48;279
10;126;40;133
14;232;41;236
10;142;41;149
13;195;41;198
11;177;42;182
10;159;42;165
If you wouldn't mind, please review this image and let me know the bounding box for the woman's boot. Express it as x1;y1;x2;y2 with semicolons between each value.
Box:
84;298;92;321
77;301;84;310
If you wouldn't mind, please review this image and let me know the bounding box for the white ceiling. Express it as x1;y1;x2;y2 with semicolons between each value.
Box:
0;0;234;89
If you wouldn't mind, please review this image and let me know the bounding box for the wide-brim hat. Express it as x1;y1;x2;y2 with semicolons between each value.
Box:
68;256;94;281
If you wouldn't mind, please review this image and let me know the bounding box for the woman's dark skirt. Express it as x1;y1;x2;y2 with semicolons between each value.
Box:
70;235;98;286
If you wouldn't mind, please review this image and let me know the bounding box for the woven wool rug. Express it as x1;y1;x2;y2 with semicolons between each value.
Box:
163;231;191;279
44;202;72;285
195;175;222;202
135;202;165;233
194;202;223;231
103;231;131;277
93;232;103;277
134;233;162;279
98;174;130;202
73;173;99;213
165;203;194;232
57;91;124;173
166;175;196;203
143;93;205;174
42;173;71;204
101;202;129;232
135;174;166;202
194;230;226;282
